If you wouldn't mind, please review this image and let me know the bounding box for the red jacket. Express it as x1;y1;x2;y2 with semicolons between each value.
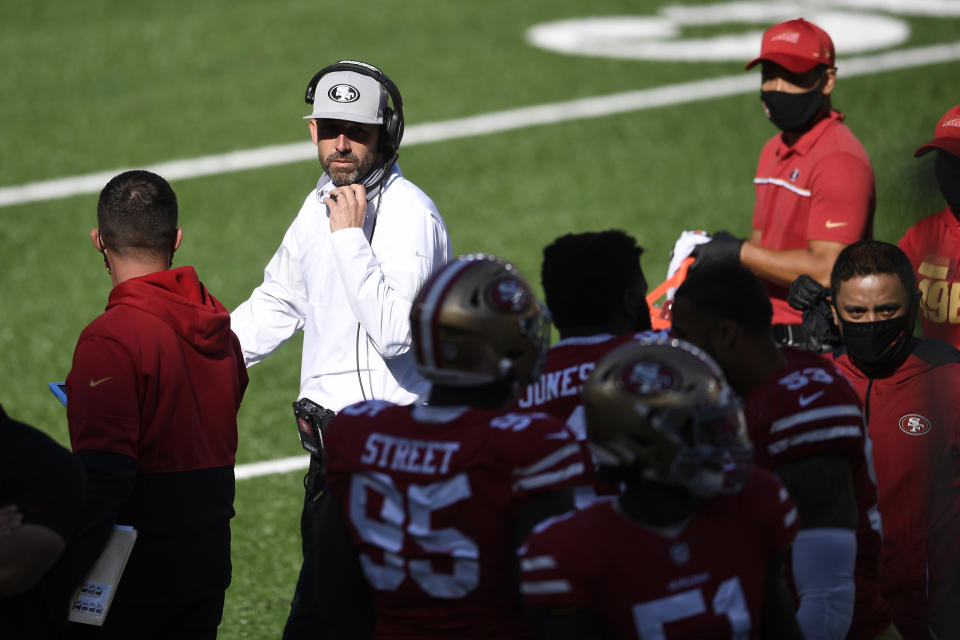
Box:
68;266;246;472
833;340;960;639
66;266;247;605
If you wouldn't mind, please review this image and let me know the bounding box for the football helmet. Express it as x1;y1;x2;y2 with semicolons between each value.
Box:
410;254;550;387
582;336;752;497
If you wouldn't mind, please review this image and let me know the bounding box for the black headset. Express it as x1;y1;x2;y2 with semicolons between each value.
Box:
304;60;404;153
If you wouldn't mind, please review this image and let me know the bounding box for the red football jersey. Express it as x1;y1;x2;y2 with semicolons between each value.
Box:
512;331;668;506
898;207;960;348
518;467;797;639
323;400;591;639
513;331;667;434
743;347;891;639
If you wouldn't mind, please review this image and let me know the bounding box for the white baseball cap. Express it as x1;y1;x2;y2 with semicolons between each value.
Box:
303;70;387;124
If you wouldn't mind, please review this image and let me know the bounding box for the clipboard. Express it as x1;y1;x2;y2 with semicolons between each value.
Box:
68;525;137;625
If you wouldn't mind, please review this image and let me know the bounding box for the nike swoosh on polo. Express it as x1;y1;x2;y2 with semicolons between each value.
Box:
89;377;112;387
825;220;848;229
798;390;825;407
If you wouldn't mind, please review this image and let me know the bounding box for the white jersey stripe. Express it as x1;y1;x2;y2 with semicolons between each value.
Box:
553;334;616;347
753;176;812;197
530;509;577;535
513;443;582;477
512;462;585;491
770;404;862;434
520;555;558;572
868;504;883;537
785;507;798;528
520;579;572;595
767;426;863;456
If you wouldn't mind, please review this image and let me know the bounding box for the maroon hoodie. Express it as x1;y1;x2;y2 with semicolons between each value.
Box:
66;265;247;606
68;266;246;472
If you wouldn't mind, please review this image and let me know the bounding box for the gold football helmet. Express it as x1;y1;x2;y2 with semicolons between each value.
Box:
582;336;752;497
410;254;550;387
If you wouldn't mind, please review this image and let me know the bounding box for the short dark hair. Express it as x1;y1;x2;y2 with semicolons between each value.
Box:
674;264;773;337
541;230;646;330
97;170;178;257
830;240;916;297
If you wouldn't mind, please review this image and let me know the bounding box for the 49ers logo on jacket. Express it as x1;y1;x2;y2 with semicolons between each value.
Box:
899;414;932;436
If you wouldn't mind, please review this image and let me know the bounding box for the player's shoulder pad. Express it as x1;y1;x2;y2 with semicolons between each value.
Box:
337;399;396;418
486;411;570;437
329;399;397;432
630;329;672;344
526;508;580;541
913;338;960;368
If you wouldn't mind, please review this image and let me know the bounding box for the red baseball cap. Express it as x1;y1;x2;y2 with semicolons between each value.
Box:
915;104;960;158
745;18;835;73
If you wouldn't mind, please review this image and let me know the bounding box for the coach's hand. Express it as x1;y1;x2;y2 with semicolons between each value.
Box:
689;231;744;271
325;184;367;232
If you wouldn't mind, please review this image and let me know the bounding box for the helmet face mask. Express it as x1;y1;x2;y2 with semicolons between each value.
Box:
411;254;550;388
584;337;753;498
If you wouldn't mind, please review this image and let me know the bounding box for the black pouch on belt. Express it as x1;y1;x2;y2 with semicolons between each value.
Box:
292;397;336;457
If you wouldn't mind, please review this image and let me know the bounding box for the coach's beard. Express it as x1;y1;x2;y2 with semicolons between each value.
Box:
322;151;377;187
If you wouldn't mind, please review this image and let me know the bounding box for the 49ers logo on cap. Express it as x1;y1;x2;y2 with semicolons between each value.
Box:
328;84;359;103
899;414;932;436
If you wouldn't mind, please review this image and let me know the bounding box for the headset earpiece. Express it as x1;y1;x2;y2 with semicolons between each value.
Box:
304;60;404;153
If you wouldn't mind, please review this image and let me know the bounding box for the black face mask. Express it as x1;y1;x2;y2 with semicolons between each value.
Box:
761;86;825;133
838;301;918;369
934;150;960;212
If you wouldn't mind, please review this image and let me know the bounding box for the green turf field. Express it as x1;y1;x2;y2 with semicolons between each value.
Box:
2;1;958;636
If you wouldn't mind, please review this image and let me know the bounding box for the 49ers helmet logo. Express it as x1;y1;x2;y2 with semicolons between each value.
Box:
899;414;932;436
620;362;677;395
486;277;530;312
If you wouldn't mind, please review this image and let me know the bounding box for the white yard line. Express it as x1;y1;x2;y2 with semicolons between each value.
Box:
3;41;959;209
235;454;310;480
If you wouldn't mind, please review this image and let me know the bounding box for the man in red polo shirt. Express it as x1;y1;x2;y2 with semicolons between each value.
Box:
689;18;874;349
898;104;960;348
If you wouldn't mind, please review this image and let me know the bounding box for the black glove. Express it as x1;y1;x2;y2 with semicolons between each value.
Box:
788;275;842;353
787;274;828;312
689;231;744;271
